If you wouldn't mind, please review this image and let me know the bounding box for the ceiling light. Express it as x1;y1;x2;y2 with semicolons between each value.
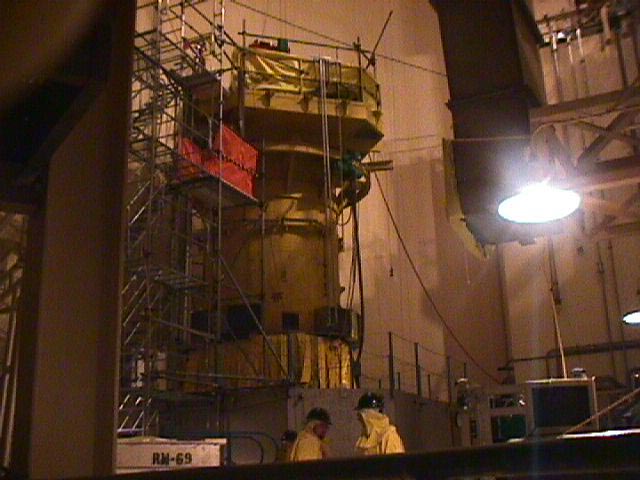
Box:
622;310;640;326
498;183;581;224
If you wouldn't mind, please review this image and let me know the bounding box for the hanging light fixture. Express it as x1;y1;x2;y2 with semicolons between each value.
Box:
622;309;640;325
498;182;582;224
622;281;640;326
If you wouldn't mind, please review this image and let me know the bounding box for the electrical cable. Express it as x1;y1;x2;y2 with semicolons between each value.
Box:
346;233;357;309
337;206;353;227
353;202;365;373
372;171;502;384
229;0;447;77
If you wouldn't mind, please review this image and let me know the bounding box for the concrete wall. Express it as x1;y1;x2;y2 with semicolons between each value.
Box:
391;390;452;452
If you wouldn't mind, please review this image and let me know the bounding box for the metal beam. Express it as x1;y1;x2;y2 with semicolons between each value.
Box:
543;126;579;176
589;190;640;236
557;155;640;192
592;221;640;242
530;86;640;127
581;195;640;221
576;120;640;148
577;110;640;166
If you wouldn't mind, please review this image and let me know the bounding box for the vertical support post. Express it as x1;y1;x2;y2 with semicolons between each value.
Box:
387;331;395;397
356;37;364;102
614;28;629;89
446;356;452;404
396;372;401;392
427;374;432;401
286;334;294;384
239;19;247;137
607;242;630;380
260;139;266;317
11;3;135;474
414;342;422;397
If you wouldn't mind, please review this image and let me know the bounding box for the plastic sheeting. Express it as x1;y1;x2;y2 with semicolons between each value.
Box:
235;47;380;109
177;125;258;197
184;333;353;391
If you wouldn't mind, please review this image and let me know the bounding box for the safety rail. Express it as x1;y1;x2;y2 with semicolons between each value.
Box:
359;332;492;404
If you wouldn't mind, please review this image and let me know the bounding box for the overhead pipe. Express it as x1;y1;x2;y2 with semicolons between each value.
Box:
508;339;640;378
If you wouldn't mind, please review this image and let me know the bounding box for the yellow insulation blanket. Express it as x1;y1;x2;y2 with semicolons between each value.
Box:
184;332;352;391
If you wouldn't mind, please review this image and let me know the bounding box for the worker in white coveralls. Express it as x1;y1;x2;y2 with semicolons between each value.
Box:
289;407;332;461
355;392;405;455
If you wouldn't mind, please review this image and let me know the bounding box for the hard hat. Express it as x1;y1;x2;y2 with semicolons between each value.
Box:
356;392;384;411
306;407;332;425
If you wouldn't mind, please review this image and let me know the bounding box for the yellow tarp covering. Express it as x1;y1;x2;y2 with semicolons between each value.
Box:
184;333;352;391
233;47;380;111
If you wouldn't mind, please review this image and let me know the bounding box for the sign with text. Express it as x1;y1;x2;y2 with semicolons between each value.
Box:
117;437;226;473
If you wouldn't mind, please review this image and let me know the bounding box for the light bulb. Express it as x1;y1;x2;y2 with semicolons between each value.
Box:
498;183;581;224
622;310;640;325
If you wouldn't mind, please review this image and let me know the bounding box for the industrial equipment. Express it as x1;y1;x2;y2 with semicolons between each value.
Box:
120;0;384;442
458;377;599;445
526;377;599;436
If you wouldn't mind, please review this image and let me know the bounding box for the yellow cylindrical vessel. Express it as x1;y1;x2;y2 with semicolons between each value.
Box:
223;148;341;335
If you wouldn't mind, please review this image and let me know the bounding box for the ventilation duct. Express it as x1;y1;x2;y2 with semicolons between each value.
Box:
432;0;558;246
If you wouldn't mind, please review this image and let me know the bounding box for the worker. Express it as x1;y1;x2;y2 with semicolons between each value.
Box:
355;392;405;455
289;407;331;461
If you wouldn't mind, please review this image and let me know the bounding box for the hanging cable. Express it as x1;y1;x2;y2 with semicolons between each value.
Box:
372;172;501;384
318;59;338;327
353;201;365;372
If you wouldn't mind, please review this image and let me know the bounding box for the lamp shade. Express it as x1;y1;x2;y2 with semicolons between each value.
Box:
622;309;640;326
498;183;581;224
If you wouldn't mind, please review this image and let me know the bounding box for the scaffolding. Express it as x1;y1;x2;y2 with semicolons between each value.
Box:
120;0;287;437
121;0;387;438
0;212;27;466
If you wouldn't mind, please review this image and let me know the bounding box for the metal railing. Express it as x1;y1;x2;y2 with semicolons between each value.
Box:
360;331;486;404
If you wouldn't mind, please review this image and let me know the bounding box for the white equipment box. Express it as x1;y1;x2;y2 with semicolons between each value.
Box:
117;437;226;473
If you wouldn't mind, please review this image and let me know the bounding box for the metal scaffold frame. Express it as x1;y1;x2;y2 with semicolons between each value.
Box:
121;0;389;439
0;213;27;467
120;0;287;437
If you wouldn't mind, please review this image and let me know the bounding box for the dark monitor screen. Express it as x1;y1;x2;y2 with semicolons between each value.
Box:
531;385;592;428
